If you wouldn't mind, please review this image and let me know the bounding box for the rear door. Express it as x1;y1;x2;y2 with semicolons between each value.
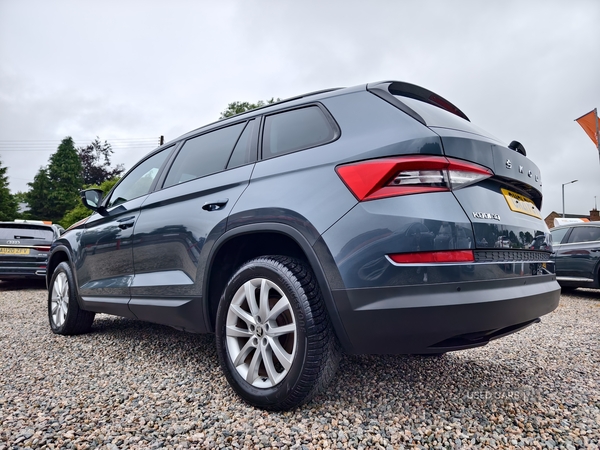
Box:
129;119;258;332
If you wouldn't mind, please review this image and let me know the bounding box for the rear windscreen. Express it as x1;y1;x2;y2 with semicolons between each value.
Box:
394;96;501;142
0;225;55;241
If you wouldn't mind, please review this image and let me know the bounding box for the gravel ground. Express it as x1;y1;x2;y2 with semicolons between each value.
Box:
1;281;598;450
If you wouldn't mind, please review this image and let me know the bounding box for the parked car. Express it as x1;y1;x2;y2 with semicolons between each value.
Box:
550;222;600;289
46;81;560;410
0;220;60;281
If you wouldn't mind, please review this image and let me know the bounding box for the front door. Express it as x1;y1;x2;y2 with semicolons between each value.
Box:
76;147;172;316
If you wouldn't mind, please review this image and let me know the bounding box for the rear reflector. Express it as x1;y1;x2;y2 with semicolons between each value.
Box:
389;250;475;264
336;156;493;201
33;246;51;252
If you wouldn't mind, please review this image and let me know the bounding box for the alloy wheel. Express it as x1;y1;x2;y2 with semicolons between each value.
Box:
51;272;69;327
225;278;297;388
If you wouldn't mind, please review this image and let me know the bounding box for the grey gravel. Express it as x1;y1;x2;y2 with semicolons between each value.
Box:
1;280;599;449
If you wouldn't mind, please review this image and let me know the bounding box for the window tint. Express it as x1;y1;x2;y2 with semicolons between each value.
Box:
227;119;256;169
550;227;569;245
567;226;600;244
107;148;170;208
164;122;246;187
263;106;335;158
0;225;54;241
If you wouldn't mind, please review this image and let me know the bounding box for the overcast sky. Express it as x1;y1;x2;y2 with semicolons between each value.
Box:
1;0;599;217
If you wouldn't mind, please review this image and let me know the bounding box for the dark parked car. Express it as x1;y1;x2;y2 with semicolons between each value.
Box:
46;81;560;410
550;222;600;289
0;220;60;281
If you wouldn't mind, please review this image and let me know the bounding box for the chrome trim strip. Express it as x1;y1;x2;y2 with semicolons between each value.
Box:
556;276;594;283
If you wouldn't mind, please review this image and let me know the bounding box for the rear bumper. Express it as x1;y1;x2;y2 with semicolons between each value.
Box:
0;264;47;279
0;270;46;279
333;274;560;354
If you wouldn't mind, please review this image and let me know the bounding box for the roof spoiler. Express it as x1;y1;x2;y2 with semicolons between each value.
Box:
366;81;470;123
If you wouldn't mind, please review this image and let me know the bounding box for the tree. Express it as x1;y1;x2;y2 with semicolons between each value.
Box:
25;167;53;220
78;137;124;186
25;137;84;222
219;98;280;119
0;159;18;221
60;178;119;228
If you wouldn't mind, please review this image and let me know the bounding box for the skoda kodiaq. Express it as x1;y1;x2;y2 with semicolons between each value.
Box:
47;81;560;410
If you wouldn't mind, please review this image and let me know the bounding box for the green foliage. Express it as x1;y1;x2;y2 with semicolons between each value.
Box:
45;137;83;222
0;159;18;221
219;98;280;119
60;178;119;229
25;167;53;220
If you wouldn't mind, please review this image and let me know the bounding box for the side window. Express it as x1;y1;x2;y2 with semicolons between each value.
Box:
164;122;246;188
262;106;336;159
107;148;170;208
550;228;569;245
567;227;600;244
227;119;257;169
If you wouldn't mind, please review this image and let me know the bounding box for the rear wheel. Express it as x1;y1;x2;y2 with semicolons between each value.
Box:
216;256;340;410
48;262;95;335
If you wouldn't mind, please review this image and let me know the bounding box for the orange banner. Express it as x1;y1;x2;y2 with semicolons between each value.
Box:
575;109;599;147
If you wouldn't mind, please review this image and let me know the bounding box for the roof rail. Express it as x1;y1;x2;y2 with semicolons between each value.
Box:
220;87;343;121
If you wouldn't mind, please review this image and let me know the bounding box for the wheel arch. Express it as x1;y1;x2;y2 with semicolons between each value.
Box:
204;223;352;351
46;245;72;288
46;246;87;310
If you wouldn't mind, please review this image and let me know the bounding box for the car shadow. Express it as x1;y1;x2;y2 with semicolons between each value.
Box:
0;279;46;291
567;288;600;300
75;315;548;411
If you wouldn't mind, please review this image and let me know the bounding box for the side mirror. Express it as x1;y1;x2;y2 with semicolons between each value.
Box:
80;189;106;213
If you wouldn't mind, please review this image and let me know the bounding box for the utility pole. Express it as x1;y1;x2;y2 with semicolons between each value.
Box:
159;135;164;146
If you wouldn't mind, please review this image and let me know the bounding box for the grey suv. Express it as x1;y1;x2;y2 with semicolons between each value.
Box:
47;81;560;410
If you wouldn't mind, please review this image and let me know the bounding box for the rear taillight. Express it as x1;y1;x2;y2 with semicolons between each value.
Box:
336;156;493;201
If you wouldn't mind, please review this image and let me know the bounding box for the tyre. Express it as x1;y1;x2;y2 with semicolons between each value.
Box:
216;256;340;410
48;262;95;335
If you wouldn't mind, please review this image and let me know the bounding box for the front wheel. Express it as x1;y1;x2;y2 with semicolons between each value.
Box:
48;262;95;335
216;256;340;410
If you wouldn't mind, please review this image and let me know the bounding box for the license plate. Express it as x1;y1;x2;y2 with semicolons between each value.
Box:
501;188;542;219
0;247;30;255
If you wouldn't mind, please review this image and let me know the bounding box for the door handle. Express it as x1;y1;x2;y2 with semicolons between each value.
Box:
117;216;136;229
202;199;229;211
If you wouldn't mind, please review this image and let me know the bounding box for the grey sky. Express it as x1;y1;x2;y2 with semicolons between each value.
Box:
1;0;599;217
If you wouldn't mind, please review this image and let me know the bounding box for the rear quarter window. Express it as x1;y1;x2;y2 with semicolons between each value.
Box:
550;227;570;245
262;106;337;159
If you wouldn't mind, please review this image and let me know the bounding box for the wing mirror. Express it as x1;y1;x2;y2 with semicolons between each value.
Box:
80;189;107;214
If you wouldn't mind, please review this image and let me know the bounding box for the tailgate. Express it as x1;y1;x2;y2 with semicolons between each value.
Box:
435;128;551;253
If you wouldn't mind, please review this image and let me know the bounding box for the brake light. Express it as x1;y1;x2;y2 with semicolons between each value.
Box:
336;156;493;201
389;250;474;264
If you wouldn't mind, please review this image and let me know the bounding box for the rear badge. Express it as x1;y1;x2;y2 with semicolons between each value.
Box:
472;212;501;221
